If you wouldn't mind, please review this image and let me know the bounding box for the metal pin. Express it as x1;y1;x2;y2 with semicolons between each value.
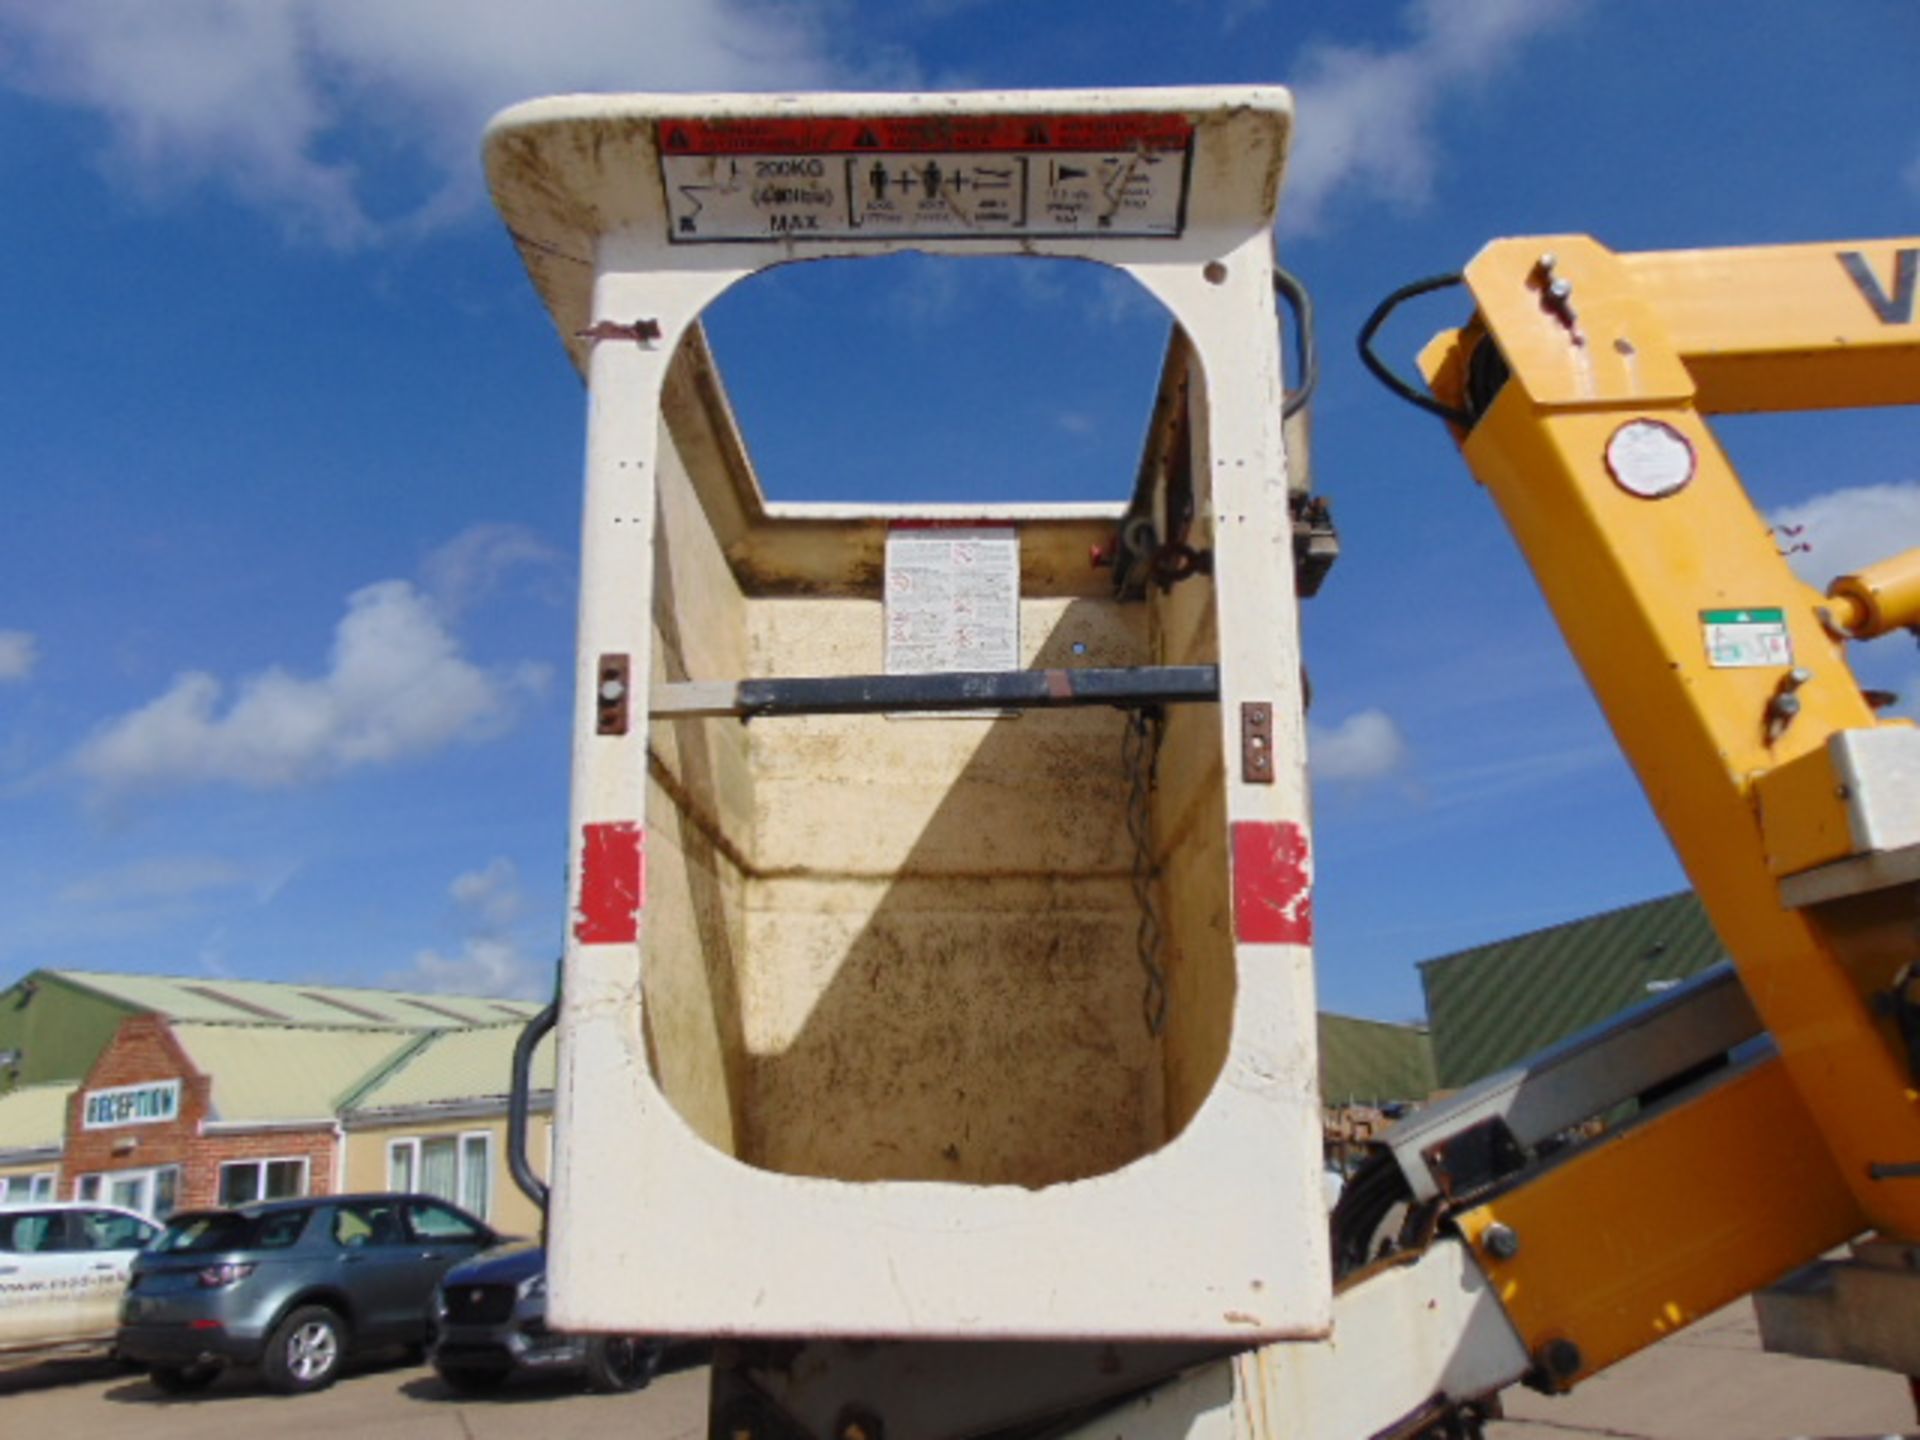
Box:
1765;668;1812;744
1533;257;1582;341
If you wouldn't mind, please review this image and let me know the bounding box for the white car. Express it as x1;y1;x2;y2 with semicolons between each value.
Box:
0;1202;161;1355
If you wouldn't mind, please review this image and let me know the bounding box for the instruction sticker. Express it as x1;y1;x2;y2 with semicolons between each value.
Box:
659;114;1191;243
1702;608;1792;668
885;526;1020;678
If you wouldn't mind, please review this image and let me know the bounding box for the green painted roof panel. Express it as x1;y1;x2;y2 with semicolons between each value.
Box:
343;1023;555;1114
49;970;540;1030
1420;891;1724;1089
1317;1013;1434;1105
170;1024;421;1123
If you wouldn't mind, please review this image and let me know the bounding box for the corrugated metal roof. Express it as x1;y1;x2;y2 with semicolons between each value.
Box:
1318;1013;1434;1106
339;1016;1430;1117
1420;891;1725;1089
0;1081;76;1152
170;1024;420;1123
50;970;540;1030
342;1022;554;1114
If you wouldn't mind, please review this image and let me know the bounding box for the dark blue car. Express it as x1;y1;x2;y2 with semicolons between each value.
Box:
119;1193;499;1394
431;1241;662;1393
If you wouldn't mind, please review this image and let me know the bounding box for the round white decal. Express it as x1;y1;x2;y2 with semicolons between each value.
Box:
1605;419;1695;499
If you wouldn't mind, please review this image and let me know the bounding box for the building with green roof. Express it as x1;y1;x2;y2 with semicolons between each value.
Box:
168;1023;424;1128
1317;1013;1435;1108
335;1021;558;1236
340;1022;556;1121
3;960;1438;1237
1419;891;1725;1090
0;968;540;1088
0;965;549;1229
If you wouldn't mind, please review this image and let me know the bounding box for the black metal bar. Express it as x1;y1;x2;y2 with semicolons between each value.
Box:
729;664;1219;718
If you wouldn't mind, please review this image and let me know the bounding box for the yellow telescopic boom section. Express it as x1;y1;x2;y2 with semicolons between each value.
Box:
1420;236;1920;1367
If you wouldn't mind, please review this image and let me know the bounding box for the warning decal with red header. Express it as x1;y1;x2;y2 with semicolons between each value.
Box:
660;114;1192;156
658;113;1192;243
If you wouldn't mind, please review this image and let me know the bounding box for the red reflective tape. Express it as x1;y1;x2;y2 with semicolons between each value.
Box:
1231;820;1313;945
575;822;645;944
659;114;1193;156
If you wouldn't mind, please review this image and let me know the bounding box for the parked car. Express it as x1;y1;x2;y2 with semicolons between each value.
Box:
118;1192;499;1394
430;1241;662;1394
0;1202;160;1357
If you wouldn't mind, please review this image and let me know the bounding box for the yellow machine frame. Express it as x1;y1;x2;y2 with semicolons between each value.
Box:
1420;236;1920;1380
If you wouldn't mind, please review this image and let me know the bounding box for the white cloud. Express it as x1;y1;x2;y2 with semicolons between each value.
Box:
0;0;836;247
1282;0;1582;234
450;856;523;930
396;856;544;999
0;629;35;681
404;936;544;1000
421;522;564;621
11;854;295;955
1771;481;1920;591
58;855;250;905
1311;708;1409;782
73;579;546;795
1418;741;1617;813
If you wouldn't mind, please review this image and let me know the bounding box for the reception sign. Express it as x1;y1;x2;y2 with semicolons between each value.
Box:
82;1079;181;1130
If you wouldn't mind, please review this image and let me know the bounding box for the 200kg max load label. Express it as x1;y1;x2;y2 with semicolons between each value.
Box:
659;114;1192;243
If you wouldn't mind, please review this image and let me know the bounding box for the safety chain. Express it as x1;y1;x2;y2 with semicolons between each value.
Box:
1123;706;1168;1036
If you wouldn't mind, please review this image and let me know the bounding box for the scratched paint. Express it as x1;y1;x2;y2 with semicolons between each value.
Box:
575;822;647;943
1230;820;1312;945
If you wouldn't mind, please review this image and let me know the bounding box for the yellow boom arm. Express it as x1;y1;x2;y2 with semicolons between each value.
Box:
1419;235;1920;1385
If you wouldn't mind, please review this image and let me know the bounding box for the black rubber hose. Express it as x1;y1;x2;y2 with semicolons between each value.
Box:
508;991;558;1213
1356;273;1473;427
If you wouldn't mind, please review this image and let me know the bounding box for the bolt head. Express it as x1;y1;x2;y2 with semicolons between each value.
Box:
1539;1337;1582;1379
1483;1222;1520;1260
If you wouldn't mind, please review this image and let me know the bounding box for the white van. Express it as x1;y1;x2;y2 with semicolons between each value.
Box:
0;1202;159;1355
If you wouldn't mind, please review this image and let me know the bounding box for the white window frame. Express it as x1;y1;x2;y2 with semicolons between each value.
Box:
2;1173;56;1206
76;1164;180;1217
387;1130;493;1219
217;1156;311;1207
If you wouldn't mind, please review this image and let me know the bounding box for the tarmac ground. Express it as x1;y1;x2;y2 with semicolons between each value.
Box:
1491;1297;1916;1440
0;1302;1912;1440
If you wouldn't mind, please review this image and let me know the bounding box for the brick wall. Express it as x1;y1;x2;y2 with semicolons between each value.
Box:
180;1125;338;1210
63;1014;339;1210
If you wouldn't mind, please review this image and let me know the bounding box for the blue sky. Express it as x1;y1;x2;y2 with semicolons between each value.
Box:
0;0;1914;1023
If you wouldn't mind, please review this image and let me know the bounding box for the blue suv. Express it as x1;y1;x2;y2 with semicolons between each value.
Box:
119;1193;499;1394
